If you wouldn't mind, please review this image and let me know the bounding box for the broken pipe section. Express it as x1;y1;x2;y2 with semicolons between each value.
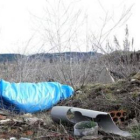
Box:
51;106;131;137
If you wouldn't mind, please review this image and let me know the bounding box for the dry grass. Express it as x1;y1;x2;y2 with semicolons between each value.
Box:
0;52;139;139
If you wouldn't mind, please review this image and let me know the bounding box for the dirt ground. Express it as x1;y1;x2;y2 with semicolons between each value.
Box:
0;72;140;139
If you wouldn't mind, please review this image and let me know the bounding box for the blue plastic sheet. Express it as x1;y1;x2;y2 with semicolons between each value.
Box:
0;80;74;113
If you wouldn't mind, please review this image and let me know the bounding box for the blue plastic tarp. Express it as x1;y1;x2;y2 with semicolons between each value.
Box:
0;80;74;113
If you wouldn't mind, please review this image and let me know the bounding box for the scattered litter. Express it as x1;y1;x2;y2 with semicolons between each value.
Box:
0;114;45;139
109;110;127;125
0;80;74;113
10;137;31;140
74;121;98;136
51;106;131;137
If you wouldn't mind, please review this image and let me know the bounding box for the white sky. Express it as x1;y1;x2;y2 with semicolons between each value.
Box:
0;0;139;54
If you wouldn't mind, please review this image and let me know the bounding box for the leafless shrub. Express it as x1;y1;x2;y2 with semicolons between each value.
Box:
0;1;136;88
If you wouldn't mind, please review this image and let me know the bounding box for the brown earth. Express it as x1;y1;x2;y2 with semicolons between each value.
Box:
60;72;140;120
0;72;140;139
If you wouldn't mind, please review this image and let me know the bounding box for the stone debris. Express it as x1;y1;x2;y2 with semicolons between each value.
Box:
98;66;115;84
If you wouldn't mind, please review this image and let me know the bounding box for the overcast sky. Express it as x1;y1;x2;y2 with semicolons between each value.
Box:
0;0;139;54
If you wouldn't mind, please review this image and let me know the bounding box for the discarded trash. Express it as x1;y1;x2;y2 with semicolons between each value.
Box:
0;114;46;139
33;133;73;140
10;137;31;140
74;121;98;136
19;137;31;140
109;110;127;125
10;137;17;140
0;114;6;120
24;117;44;125
0;80;74;113
51;106;131;137
0;119;12;125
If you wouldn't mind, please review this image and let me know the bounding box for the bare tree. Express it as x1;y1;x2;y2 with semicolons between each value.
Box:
90;5;133;54
22;0;134;87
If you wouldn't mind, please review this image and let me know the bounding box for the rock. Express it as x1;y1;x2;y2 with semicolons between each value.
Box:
128;118;139;128
0;114;7;120
98;66;115;84
81;135;102;140
22;113;33;118
10;137;17;140
131;79;136;82
24;117;44;125
131;79;140;84
76;90;83;94
0;119;11;124
19;137;31;140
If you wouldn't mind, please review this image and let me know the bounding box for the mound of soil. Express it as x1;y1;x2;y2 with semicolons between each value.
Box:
61;72;140;119
0;72;140;139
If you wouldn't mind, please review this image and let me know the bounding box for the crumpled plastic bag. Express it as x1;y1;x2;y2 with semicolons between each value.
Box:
0;80;74;113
